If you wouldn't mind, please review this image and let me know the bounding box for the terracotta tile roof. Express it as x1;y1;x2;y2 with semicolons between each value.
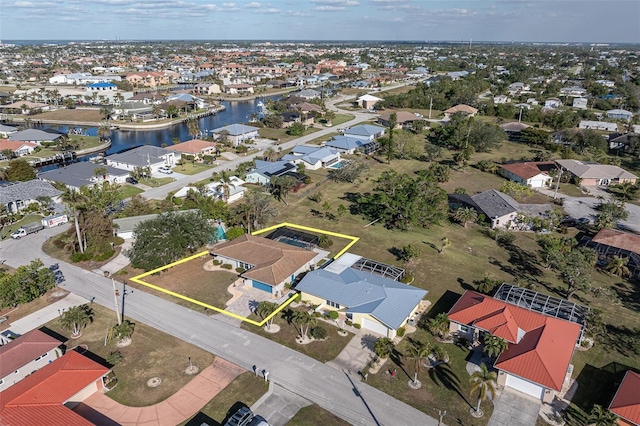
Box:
501;161;556;180
609;371;640;425
448;291;581;391
211;234;316;286
0;329;62;378
0;351;109;426
591;229;640;255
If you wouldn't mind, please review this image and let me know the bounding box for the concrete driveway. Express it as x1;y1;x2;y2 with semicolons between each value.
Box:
251;382;311;426
488;388;541;426
326;330;379;374
562;196;640;233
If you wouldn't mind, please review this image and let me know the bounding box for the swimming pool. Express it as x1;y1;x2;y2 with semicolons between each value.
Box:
329;161;347;169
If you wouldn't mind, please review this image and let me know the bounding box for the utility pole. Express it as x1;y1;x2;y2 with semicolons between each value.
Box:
112;279;122;325
429;96;433;119
553;167;564;200
518;106;523;123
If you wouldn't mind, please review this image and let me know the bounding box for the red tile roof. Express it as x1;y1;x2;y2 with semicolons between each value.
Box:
609;371;640;425
501;161;555;180
591;229;640;255
0;329;62;378
448;291;581;391
0;351;109;426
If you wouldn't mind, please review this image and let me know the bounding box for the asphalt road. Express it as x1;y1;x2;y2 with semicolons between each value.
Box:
3;228;438;426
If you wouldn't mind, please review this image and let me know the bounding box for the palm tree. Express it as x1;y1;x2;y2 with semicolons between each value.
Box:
439;237;451;254
588;404;618;426
428;313;450;339
292;311;316;340
59;305;93;338
100;105;113;122
454;207;478;228
98;123;111;143
483;334;508;360
152;104;161;120
187;117;201;140
469;363;498;417
61;188;87;253
408;340;430;385
217;170;235;201
386;112;397;164
256;301;278;330
263;147;279;162
113;319;135;343
325;110;336;126
374;337;395;359
606;256;630;277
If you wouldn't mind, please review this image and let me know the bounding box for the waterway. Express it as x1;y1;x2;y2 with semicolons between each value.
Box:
36;96;277;157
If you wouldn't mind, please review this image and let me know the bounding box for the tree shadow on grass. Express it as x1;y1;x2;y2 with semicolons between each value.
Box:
572;362;632;414
417;290;461;330
428;362;473;409
389;348;411;381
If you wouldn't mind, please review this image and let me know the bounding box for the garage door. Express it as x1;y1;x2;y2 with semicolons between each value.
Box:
505;374;543;400
361;318;389;336
252;281;272;293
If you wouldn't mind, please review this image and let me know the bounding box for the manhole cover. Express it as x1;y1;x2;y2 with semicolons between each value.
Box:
147;377;162;387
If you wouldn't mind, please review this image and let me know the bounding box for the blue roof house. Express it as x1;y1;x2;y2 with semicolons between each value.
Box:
343;124;386;141
86;82;117;92
296;256;427;338
211;123;260;146
325;136;379;155
281;145;340;170
245;160;296;185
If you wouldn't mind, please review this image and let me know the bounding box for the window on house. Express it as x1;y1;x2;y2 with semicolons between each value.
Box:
326;300;340;309
238;261;253;270
35;352;48;362
14;370;19;375
459;325;469;333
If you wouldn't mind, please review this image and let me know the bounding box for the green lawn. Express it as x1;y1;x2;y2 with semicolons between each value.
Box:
119;185;144;198
1;214;43;239
258;127;321;143
181;372;268;426
173;162;215;175
288;404;350;426
139;177;175;187
306;132;339;145
329;113;355;126
43;303;215;407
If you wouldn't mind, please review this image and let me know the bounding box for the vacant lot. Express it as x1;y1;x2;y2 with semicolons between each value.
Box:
31;108;103;122
288;404;350;426
43;303;215;407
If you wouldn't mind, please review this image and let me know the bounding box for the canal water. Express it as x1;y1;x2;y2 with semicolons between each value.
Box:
37;96;277;157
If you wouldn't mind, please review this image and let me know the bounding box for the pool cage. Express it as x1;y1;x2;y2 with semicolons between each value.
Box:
494;283;589;342
351;257;405;281
580;235;640;280
264;227;319;250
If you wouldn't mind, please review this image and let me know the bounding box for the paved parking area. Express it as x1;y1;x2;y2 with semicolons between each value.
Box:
326;330;380;374
488;388;541;426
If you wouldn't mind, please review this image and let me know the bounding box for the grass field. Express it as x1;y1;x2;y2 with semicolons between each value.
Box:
260;140;640;422
119;185;144;198
139;176;175;187
258;127;321;143
43;303;215;407
329;113;355;126
31;108;103;122
288;404;350;426
173;162;215;175
0;213;43;239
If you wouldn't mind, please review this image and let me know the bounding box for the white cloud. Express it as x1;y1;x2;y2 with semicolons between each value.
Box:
287;10;311;16
312;0;359;6
245;1;261;8
314;5;345;11
264;7;280;13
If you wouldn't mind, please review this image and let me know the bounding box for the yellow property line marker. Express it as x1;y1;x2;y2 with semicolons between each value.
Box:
131;222;360;325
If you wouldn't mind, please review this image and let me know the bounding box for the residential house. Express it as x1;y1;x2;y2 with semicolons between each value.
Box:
560;87;587;97
211;123;259;146
193;83;221;95
343;124;386;141
581;229;640;280
165;139;218;160
377;111;422;130
0;124;18;138
572;98;589;110
0;140;38;158
281;145;340;170
86;82;117;93
0;101;50;115
38;162;130;190
0;351;110;426
507;82;530;96
106;145;176;173
555;159;637;186
0;179;62;214
544;98;562;109
500;122;531;142
448;289;582;402
8;129;62;145
125;71;170;88
500;161;556;188
296;253;427;338
325;135;379;155
211;234;316;296
293;102;324;116
609;371;640;426
174;177;247;204
443;104;478;119
245;160;297;185
295;89;321;100
579;120;618;132
607;109;633;122
356;94;383;110
0;329;64;391
224;84;254;95
493;95;510;104
609;132;639;151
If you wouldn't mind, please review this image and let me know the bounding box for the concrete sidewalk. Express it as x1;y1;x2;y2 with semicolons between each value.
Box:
3;293;90;335
94;239;133;277
78;357;245;426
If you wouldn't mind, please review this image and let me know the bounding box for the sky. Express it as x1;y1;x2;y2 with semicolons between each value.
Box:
1;0;639;43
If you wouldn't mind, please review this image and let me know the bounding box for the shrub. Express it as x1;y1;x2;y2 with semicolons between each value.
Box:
93;249;115;262
225;226;245;240
293;293;301;302
400;274;414;284
396;327;406;337
109;236;125;246
212;260;221;266
327;311;339;320
374;337;395;358
397;244;421;261
310;325;328;340
313;312;322;318
70;252;93;263
353;323;361;329
221;263;233;270
235;267;246;273
318;234;333;249
345;320;353;326
106;351;123;365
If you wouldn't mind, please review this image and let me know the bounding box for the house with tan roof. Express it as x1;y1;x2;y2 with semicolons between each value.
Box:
211;234;316;295
0;350;110;426
443;104;478;119
555;159;637;186
377;111;423;130
0;329;63;391
609;371;640;426
448;290;582;402
581;229;640;280
165;139;218;159
500;161;556;188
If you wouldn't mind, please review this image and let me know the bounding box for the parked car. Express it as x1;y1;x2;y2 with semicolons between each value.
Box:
224;406;253;426
126;176;138;184
248;415;270;426
158;166;173;174
11;223;44;239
